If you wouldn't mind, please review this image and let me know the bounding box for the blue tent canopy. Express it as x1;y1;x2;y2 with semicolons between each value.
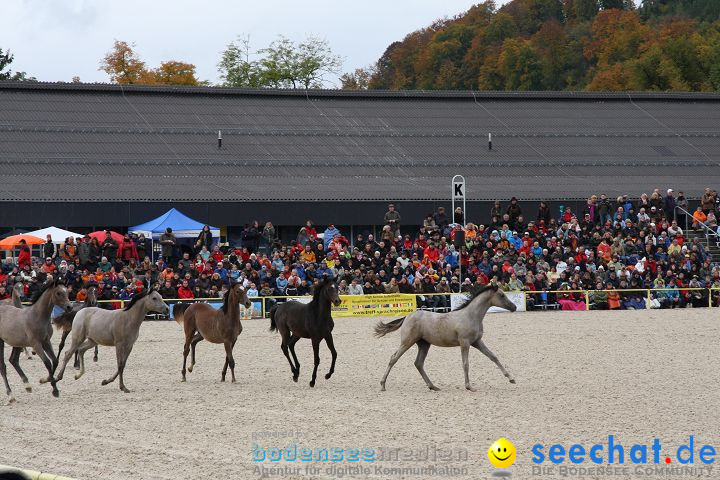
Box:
129;208;219;239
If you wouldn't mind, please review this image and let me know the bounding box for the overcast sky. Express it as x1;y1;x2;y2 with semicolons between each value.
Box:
4;0;512;85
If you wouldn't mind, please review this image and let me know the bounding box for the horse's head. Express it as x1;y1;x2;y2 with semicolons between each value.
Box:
319;277;341;307
145;289;170;315
486;284;517;312
51;283;73;312
231;282;252;309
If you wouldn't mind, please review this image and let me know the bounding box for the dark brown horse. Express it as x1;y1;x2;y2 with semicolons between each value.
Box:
269;277;341;387
175;283;251;382
53;286;98;370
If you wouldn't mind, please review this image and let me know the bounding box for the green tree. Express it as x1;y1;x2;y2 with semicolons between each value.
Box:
0;48;33;81
218;36;264;87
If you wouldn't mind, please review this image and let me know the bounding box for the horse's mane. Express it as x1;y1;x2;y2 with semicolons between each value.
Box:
454;284;498;312
220;286;232;314
30;278;60;305
123;288;151;311
311;278;331;303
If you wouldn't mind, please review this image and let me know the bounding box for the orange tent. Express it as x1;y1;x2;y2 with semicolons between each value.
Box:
0;234;45;250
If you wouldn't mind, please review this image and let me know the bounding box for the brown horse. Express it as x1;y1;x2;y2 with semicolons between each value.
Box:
53;286;98;369
175;283;251;382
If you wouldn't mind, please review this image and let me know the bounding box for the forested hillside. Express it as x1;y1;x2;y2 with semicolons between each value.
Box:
354;0;720;91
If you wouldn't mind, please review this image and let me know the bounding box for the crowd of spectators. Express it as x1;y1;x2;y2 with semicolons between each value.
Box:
2;188;720;312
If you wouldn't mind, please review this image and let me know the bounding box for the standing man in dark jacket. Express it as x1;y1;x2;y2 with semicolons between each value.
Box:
384;204;401;239
597;194;612;225
101;231;118;264
43;235;57;261
77;235;90;268
664;189;676;221
159;227;177;264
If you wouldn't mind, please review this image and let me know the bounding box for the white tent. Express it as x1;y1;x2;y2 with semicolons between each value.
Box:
25;226;83;244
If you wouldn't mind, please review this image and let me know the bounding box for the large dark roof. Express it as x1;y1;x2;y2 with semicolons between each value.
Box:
1;82;719;202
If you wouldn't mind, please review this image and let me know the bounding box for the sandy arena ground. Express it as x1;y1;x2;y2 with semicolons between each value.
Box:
1;309;719;480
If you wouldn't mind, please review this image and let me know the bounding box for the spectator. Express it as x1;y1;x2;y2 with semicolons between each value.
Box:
101;231;118;264
384;204;401;238
43;235;57;260
195;225;213;253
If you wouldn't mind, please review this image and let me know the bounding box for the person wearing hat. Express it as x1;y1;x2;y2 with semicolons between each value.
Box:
159;227;177;264
384;203;401;239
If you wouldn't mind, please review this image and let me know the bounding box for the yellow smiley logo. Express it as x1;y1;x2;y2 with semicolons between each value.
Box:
488;438;516;468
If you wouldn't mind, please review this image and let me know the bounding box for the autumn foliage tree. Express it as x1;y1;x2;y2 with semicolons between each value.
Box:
100;40;203;86
359;0;720;92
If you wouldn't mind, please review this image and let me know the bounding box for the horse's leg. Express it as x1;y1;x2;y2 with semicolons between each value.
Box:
279;332;296;379
222;340;236;383
472;339;515;384
324;333;337;380
39;339;57;382
117;344;134;393
414;340;439;391
72;339;96;381
23;347;32;360
9;347;32;393
0;341;15;404
31;341;59;398
181;329;196;382
380;340;413;392
189;333;203;373
459;342;475;391
288;334;301;382
56;330;69;366
309;337;321;388
56;331;87;382
93;345;98;362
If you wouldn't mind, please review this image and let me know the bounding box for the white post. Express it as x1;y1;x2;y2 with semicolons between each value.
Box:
451;175;466;295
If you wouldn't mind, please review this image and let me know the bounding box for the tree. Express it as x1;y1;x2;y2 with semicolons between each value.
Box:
100;40;203;85
0;48;32;81
340;67;373;90
100;40;147;84
218;35;264;87
218;35;342;89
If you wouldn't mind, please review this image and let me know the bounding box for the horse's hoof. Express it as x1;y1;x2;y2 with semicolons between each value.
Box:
231;379;236;384
93;357;98;362
292;376;298;383
187;365;194;373
74;374;81;380
39;378;47;384
429;385;440;391
324;373;332;380
121;388;131;393
25;385;32;393
509;379;516;384
181;378;186;383
309;381;315;388
52;390;59;398
7;395;17;405
101;380;108;386
465;386;477;392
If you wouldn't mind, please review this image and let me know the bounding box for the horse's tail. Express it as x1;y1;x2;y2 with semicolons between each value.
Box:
374;316;405;338
52;310;76;331
174;303;190;325
269;305;278;332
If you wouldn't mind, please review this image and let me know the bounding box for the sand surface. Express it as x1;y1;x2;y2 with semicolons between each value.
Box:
1;309;719;480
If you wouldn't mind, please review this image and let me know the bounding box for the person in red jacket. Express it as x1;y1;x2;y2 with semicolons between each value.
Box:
177;280;194;299
17;239;31;269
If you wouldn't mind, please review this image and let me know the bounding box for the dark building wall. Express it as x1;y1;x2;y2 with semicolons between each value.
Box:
0;198;698;234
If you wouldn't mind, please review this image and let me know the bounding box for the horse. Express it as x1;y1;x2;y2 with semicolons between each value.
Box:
0;283;33;360
269;277;341;387
53;286;98;369
374;284;517;392
55;288;169;393
174;282;251;383
0;279;72;402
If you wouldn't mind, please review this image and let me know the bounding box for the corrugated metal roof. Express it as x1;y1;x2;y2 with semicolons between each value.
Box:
0;82;718;202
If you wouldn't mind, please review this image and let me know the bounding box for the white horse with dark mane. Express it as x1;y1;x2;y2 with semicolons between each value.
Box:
56;288;169;393
375;284;517;391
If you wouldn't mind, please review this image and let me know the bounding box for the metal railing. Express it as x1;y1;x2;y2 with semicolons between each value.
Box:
675;205;719;250
65;287;720;319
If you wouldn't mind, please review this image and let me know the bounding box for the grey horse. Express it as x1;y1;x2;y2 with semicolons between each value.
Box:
56;288;169;393
375;284;517;392
0;283;32;360
0;279;72;403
